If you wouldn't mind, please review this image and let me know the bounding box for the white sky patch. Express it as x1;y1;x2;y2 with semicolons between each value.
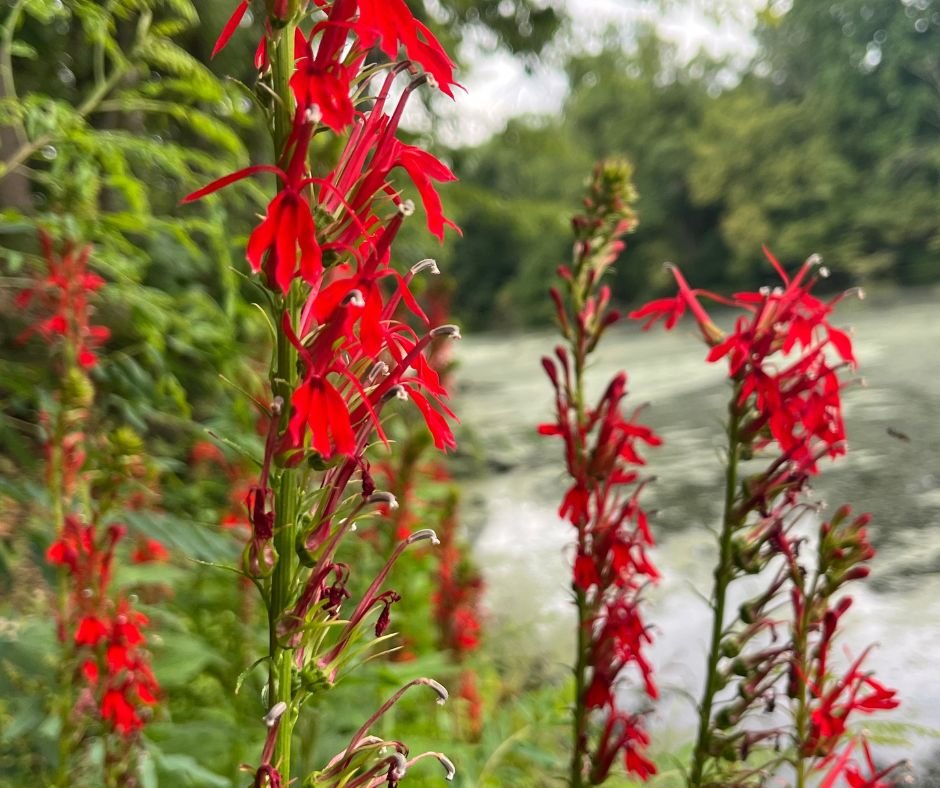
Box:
419;0;765;146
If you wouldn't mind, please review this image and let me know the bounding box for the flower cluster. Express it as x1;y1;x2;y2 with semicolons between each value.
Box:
186;3;463;784
632;251;901;786
541;160;659;785
22;232;161;780
17;232;109;369
49;519;160;736
189;6;459;465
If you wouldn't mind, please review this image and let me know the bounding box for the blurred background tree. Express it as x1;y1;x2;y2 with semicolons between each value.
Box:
443;0;940;326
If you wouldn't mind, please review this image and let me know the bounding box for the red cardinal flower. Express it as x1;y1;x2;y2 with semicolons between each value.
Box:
355;0;458;97
246;187;323;292
18;232;109;367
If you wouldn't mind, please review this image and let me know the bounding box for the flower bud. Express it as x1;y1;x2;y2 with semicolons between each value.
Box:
62;367;94;409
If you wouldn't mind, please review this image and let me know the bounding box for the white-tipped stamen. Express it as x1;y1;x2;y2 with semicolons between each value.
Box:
852;287;866;300
818;265;830;278
342;289;366;308
806;253;823;267
436;753;456;781
382;384;408;403
416;677;448;704
407;528;440;546
388;752;408;781
425;73;438;90
399;199;415;217
430;324;461;340
304;104;323;124
263;701;288;728
410;258;440;276
368;361;389;382
271;395;284;416
368;491;399;510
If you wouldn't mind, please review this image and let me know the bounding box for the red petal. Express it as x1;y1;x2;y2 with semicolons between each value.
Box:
181;165;284;204
211;1;250;59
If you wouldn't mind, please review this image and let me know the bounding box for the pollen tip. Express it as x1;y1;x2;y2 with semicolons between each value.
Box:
417;677;449;703
263;701;288;728
399;199;416;217
382;384;408;403
368;491;399;509
430;324;461;340
342;289;366;308
806;252;823;267
407;528;439;546
368;360;390;382
411;258;440;276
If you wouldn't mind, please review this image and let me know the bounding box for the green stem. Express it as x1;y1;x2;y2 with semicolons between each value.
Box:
570;583;589;788
269;285;300;776
0;0;28;145
689;390;743;788
792;570;818;788
267;21;299;780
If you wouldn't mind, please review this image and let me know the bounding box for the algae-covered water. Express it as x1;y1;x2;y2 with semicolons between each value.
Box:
454;290;940;776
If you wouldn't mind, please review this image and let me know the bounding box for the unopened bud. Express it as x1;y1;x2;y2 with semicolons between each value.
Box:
430;324;461;340
411;258;440;276
263;701;287;727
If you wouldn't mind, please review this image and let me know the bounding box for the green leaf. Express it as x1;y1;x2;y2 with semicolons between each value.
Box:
22;0;69;24
234;655;270;695
10;41;38;59
147;744;232;788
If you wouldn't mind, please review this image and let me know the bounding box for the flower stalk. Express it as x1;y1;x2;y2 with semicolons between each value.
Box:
188;2;463;783
18;233;161;785
632;249;902;786
541;160;660;785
